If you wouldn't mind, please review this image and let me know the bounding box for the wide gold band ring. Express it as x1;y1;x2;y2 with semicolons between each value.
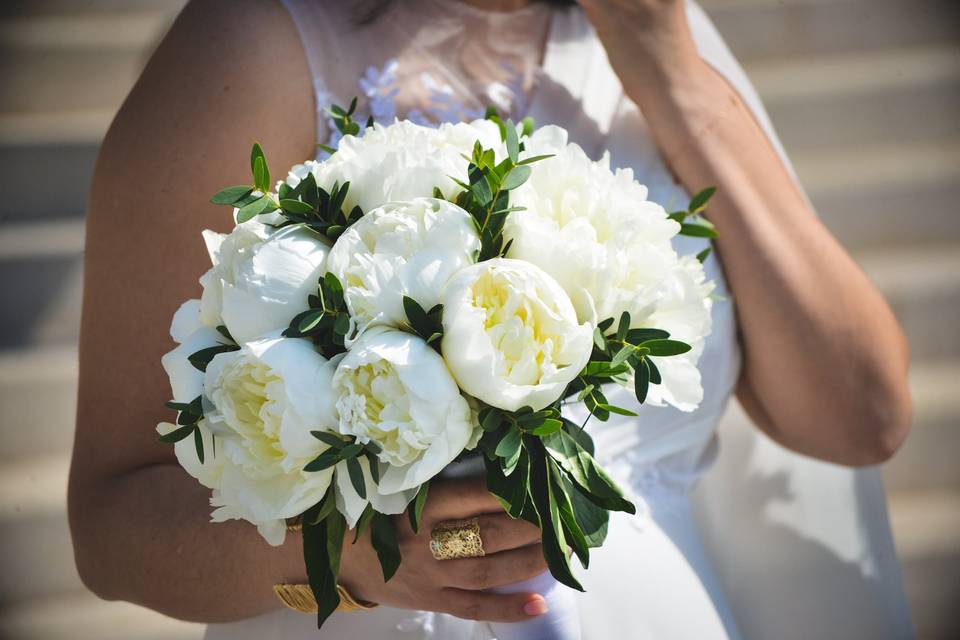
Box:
429;517;485;560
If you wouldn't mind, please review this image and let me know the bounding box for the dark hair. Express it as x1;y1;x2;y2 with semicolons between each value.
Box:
354;0;577;25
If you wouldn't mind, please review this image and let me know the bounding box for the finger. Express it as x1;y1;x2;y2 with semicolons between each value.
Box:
422;478;503;522
438;587;549;623
437;544;548;590
474;512;541;555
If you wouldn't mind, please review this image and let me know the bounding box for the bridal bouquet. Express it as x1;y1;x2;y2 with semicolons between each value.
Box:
158;100;717;632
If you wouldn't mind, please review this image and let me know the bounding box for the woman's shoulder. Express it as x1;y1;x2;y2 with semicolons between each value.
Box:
98;0;317;203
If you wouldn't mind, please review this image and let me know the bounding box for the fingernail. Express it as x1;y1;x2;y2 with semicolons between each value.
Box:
523;596;549;617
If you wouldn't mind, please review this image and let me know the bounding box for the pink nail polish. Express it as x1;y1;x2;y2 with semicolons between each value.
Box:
522;596;549;617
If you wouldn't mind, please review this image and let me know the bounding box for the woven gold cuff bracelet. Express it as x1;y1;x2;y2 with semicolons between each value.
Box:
275;518;377;614
273;583;379;614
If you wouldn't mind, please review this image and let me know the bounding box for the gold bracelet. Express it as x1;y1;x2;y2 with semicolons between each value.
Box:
273;582;379;614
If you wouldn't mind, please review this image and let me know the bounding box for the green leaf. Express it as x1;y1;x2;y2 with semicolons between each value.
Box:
696;247;712;263
193;426;205;464
480;407;503;432
304;451;340;473
531;418;563;437
689;186;716;213
484;450;528;518
679;223;719;239
250;143;271;192
210;185;253;205
635;357;651;404
158;424;194;444
187;344;239;372
323;272;344;298
297;309;325;333
353;504;375;544
593;327;607;351
236;194;276;223
542;431;635;514
502;437;524;476
517;153;553;166
340;443;363;459
626;328;670;343
408;482;430;534
279;198;314;214
596;403;638;417
504;119;520;162
647;358;662;384
610;345;635;369
469;168;493;206
529;448;583;591
500;164;531;191
370;512;402;581
333;313;351;337
346;456;366;500
549;459;589;568
310;430;345;449
402;296;429;333
495;428;522;460
521;116;536;137
563;470;609;548
641;339;692;357
302;500;342;628
562;417;595;456
616;311;631;341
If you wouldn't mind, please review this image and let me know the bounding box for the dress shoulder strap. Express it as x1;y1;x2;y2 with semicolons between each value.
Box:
279;0;340;144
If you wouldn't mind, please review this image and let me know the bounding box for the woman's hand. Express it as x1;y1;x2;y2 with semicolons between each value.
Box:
337;478;550;622
576;0;701;94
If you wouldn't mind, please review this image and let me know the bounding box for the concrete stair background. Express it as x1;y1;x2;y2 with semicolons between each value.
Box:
0;0;957;638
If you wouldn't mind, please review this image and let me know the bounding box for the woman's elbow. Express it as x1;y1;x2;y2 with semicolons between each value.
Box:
851;363;913;465
68;480;121;602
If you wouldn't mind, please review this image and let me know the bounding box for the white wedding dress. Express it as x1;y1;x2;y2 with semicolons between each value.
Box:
204;1;913;637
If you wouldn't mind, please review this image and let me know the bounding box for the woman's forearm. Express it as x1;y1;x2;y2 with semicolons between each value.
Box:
619;56;911;464
69;463;304;622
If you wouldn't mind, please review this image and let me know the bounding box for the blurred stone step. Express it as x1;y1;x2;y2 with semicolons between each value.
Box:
0;143;98;220
857;244;960;363
0;453;79;604
883;362;960;494
887;488;960;640
798;139;960;252
0;348;78;462
0;224;83;349
0;0;185;19
749;45;960;154
702;0;960;63
0;590;203;640
714;360;960;495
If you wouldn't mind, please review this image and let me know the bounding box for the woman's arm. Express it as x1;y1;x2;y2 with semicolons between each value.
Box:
578;0;911;466
68;0;318;620
69;0;548;624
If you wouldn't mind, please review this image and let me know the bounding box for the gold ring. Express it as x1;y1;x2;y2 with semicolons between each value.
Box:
429;517;485;560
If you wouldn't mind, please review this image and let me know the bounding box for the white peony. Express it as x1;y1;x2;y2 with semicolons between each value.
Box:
441;258;593;412
331;328;476;526
199;222;331;344
505;126;713;411
195;332;340;545
158;300;225;490
295;119;505;213
326;197;481;330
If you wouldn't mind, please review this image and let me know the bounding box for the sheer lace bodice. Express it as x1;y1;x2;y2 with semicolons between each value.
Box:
286;0;554;147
